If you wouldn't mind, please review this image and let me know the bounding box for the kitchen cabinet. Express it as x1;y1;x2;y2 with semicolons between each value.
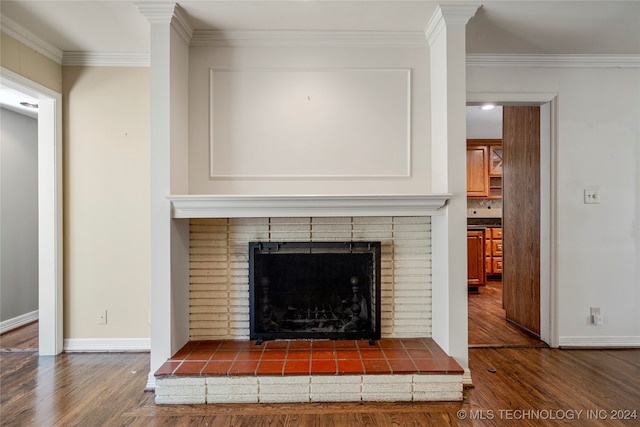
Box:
489;145;503;176
466;145;489;197
467;229;486;291
467;140;502;199
485;227;503;275
488;145;503;199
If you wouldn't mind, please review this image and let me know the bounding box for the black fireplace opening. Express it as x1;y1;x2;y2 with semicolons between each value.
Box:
249;241;381;341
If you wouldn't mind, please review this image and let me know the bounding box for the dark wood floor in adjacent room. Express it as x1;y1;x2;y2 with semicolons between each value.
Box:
2;323;639;426
0;321;38;353
468;279;546;348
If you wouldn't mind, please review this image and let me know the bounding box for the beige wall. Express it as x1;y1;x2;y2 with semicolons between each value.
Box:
62;66;151;340
0;32;62;93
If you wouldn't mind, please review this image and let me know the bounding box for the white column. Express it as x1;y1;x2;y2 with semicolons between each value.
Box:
426;4;478;372
136;2;192;389
37;94;63;355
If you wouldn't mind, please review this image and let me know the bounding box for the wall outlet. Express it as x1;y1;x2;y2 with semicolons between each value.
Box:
584;189;600;204
590;307;603;325
97;309;107;325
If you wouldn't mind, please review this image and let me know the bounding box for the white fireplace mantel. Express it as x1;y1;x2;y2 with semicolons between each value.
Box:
167;194;451;218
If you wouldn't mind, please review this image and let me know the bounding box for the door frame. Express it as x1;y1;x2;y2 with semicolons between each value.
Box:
467;92;558;347
1;68;63;355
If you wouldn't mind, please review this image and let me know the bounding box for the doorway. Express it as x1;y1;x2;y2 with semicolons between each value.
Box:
466;94;557;348
0;68;63;355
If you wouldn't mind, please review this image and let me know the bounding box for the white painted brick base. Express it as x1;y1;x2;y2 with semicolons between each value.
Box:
310;375;362;402
155;377;207;404
189;216;432;341
155;374;462;404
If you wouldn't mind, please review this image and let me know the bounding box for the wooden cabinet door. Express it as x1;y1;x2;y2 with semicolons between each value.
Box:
489;146;503;176
484;228;492;274
492;240;503;256
492;228;502;239
492;258;503;274
488;146;503;198
467;230;486;288
466;146;489;197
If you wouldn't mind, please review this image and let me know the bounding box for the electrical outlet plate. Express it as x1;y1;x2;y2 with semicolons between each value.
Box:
584;189;599;204
97;309;107;325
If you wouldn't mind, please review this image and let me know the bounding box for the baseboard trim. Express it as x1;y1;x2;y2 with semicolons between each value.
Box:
559;336;640;348
63;338;151;352
0;310;38;334
146;372;156;391
462;368;473;387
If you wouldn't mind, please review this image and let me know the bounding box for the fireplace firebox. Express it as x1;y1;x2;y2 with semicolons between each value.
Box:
249;241;381;342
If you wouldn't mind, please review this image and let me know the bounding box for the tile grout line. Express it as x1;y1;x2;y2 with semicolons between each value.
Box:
161;338;461;378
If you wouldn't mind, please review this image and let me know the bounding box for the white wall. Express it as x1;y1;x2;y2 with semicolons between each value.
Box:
188;45;431;195
0;107;39;322
468;65;640;346
62;66;151;344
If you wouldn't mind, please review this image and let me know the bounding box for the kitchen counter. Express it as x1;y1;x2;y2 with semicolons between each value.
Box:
467;218;502;227
467;225;487;231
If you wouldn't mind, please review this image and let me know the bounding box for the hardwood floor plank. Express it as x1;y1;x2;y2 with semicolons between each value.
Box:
2;327;639;426
468;280;545;348
467;347;640;419
0;321;38;352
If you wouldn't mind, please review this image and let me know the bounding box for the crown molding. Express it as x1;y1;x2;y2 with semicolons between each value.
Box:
0;16;63;64
135;1;193;44
425;4;479;45
135;1;177;25
171;4;194;44
59;52;640;69
467;54;640;69
191;30;427;48
62;52;150;67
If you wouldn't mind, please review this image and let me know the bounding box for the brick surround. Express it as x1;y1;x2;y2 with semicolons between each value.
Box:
155;216;465;404
189;216;432;340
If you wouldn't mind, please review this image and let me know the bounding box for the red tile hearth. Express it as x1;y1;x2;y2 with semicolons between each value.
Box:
155;338;463;378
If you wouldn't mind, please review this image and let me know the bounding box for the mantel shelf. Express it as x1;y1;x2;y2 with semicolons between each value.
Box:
167;194;451;219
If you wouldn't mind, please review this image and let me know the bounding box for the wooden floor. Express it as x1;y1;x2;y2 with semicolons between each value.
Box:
0;321;38;353
2;324;639;426
468;279;546;348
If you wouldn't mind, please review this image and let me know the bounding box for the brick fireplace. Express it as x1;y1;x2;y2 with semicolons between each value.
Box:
153;198;465;404
188;216;432;341
142;1;477;405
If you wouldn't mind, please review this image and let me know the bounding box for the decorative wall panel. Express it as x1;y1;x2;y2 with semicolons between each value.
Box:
209;69;411;179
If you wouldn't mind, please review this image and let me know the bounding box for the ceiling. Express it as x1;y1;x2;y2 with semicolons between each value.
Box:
0;1;638;55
